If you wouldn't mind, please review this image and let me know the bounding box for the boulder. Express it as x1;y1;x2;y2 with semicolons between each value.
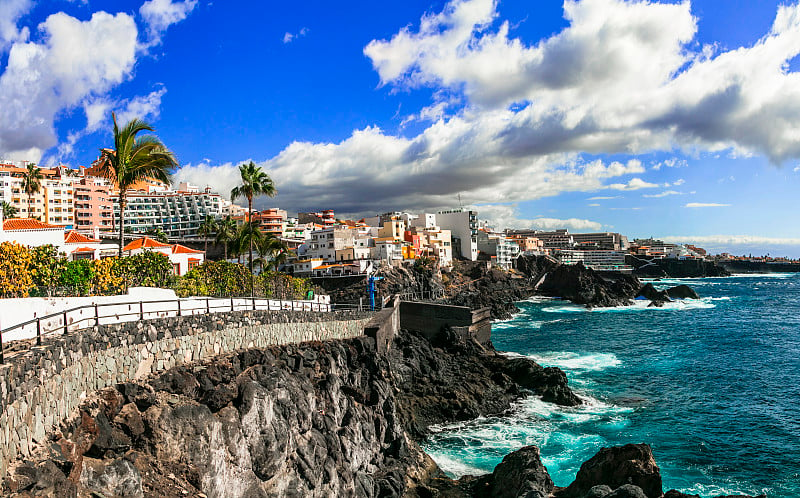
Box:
538;263;640;308
559;444;662;498
585;485;614;498
636;284;671;305
665;285;700;300
487;445;554;498
606;485;648;498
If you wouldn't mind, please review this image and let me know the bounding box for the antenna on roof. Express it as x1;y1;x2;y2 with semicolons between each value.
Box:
458;193;463;210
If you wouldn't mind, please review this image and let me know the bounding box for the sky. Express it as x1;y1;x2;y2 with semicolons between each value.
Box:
1;0;800;257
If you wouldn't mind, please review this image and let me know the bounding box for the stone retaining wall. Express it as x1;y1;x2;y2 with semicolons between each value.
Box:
0;310;373;479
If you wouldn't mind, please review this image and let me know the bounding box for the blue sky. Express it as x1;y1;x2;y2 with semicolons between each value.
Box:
1;0;800;256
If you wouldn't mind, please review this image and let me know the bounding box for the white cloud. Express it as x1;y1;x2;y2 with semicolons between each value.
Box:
608;178;659;191
673;178;686;186
115;86;168;125
476;203;603;231
588;195;620;200
180;0;800;215
685;202;730;208
643;190;682;198
0;11;139;162
283;27;309;44
0;0;31;50
365;0;800;164
794;166;800;172
663;235;800;246
652;157;688;170
139;0;197;46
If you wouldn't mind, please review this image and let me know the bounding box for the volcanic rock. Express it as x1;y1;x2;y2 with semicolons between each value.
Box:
558;444;663;498
636;283;671;306
665;285;700;300
479;445;554;498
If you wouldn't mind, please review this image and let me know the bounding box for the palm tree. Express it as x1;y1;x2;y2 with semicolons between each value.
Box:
230;161;276;284
235;220;263;266
197;215;217;254
255;235;292;273
22;163;43;220
1;201;17;220
96;112;178;257
215;216;237;261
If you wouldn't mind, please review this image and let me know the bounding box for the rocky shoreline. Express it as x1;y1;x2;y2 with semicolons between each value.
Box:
5;326;761;498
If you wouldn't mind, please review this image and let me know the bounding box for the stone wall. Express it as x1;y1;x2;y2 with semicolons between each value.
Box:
399;301;492;346
0;310;372;479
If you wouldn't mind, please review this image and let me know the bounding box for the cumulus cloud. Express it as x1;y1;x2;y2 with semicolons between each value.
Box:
0;0;32;50
652;157;688;170
0;12;139;162
283;27;308;44
177;0;800;216
139;0;198;46
608;178;659;190
685;202;730;208
476;203;603;231
365;0;800;163
588;196;620;200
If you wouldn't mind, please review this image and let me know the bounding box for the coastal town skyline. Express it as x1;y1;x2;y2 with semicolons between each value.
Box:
1;0;800;257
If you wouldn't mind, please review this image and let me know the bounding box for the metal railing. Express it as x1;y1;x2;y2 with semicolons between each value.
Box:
0;296;350;364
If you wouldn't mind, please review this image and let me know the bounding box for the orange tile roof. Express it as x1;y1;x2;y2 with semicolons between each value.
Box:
188;257;201;262
71;247;96;253
122;236;172;251
64;230;100;244
171;244;204;254
2;218;62;231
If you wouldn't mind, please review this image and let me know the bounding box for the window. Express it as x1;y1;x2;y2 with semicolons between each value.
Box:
172;263;180;275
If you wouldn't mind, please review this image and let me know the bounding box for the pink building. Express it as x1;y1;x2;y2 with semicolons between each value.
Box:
73;177;114;233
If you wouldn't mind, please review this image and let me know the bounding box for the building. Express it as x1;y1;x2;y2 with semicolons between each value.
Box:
298;210;335;226
112;184;225;238
506;229;574;250
435;209;479;261
0;164;75;227
571;232;629;251
507;235;545;254
306;227;355;262
477;231;520;268
63;229;106;260
253;208;287;237
0;217;65;249
73;177;114;232
122;236;205;275
377;218;406;242
557;249;630;272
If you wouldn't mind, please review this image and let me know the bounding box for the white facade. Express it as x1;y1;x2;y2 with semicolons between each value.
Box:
435;209;479;261
114;188;225;238
557;250;629;271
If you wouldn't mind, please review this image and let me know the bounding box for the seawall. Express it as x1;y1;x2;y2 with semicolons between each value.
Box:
0;309;372;479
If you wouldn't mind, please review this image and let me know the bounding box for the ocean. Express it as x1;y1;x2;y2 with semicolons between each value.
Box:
422;273;800;497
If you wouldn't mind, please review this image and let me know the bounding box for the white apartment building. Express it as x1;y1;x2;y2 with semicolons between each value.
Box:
477;231;520;268
306;227;355;262
557;249;630;272
0;165;75;227
112;184;225;238
435;209;479;261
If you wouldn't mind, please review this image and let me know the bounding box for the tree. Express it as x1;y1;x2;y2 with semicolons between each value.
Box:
1;201;17;219
215;215;237;261
230;161;276;289
96;112;178;257
255;234;292;273
197;215;217;254
145;227;168;243
22;163;43;220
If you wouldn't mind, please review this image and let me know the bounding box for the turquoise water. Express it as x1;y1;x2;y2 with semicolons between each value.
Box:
422;274;800;497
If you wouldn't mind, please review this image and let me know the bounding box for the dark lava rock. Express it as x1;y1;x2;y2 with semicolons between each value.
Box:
558;444;663;498
666;285;700;300
538;263;641;308
483;445;554;498
585;485;614;498
636;283;671;306
605;484;648;498
493;357;582;406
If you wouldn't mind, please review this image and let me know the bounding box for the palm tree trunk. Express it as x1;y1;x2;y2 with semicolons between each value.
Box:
118;193;126;258
28;193;32;219
248;197;254;295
